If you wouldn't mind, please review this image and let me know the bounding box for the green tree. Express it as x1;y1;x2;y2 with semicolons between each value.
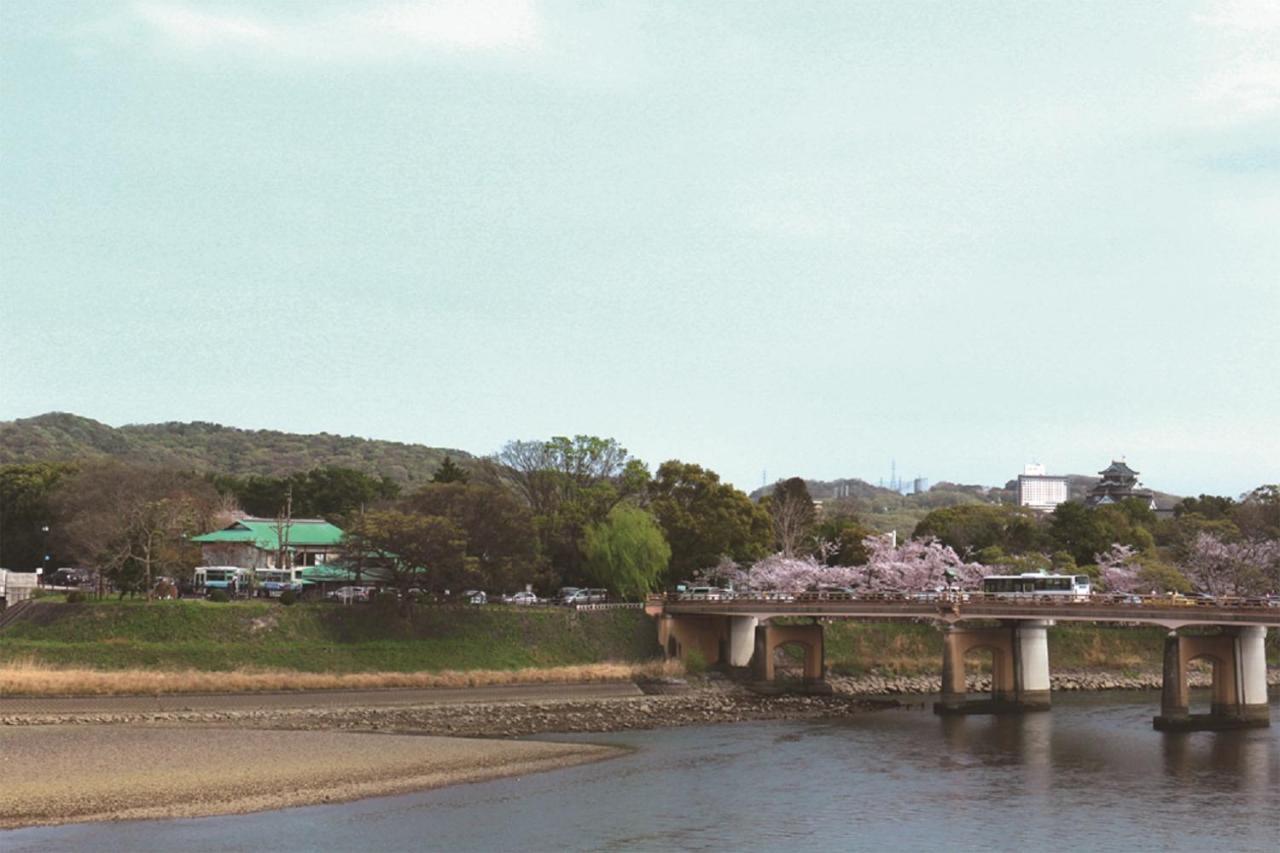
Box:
1233;485;1280;540
494;436;650;584
1048;501;1156;566
431;455;470;484
581;505;671;599
340;510;467;597
1134;554;1192;594
0;462;75;569
646;460;772;581
400;482;545;592
913;503;1045;556
1174;494;1236;521
813;512;874;566
214;466;399;520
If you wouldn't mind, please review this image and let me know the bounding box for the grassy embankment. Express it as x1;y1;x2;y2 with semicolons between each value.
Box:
3;600;1275;695
820;620;1280;675
0;599;671;695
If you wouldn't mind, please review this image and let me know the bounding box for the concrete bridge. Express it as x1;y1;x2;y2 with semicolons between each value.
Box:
645;594;1280;731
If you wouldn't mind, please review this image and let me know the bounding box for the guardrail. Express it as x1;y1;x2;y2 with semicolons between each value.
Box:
658;591;1280;611
572;601;644;612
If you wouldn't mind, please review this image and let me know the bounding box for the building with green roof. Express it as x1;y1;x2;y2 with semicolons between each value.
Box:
191;517;345;569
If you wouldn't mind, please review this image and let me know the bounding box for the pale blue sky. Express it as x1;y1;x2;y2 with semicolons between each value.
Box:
2;1;1277;497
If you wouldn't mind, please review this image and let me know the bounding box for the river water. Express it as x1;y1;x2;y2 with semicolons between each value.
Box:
6;691;1279;852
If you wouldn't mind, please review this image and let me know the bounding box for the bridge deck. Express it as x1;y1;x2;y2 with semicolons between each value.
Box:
657;597;1280;629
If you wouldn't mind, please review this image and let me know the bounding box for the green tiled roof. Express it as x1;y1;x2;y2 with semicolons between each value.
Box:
299;563;361;584
192;518;344;549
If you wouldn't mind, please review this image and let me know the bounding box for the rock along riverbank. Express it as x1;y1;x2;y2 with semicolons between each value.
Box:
829;667;1280;695
3;668;1276;736
0;689;896;736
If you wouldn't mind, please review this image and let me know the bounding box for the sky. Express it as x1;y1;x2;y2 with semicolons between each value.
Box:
2;0;1278;498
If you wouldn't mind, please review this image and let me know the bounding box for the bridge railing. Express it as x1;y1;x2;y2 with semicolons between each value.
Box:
659;590;1280;612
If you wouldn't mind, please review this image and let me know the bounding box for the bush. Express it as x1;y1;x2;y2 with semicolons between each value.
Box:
278;590;297;606
208;590;230;603
65;590;86;604
371;591;401;617
683;648;708;676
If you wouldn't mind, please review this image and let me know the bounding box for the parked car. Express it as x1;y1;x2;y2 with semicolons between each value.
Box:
48;567;98;588
502;591;539;605
681;586;730;601
562;588;607;605
326;586;370;603
556;587;582;604
459;589;487;605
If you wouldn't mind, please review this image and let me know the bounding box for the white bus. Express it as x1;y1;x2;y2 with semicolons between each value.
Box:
194;566;252;598
255;568;304;598
981;572;1091;601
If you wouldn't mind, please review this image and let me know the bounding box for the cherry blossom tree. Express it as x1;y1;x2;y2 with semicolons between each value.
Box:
854;534;986;592
692;555;749;590
1181;533;1280;597
740;553;860;593
1094;544;1141;593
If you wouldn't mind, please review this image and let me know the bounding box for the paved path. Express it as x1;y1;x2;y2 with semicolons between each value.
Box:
0;681;643;715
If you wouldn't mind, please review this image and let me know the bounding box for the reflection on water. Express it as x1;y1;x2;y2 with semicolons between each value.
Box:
5;692;1278;853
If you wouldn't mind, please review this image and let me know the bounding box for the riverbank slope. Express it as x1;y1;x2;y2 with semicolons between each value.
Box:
0;726;621;830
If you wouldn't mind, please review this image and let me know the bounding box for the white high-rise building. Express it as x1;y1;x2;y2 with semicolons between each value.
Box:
1017;463;1068;512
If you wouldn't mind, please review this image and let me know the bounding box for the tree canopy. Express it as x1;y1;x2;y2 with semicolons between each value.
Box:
581;505;671;599
646;460;772;580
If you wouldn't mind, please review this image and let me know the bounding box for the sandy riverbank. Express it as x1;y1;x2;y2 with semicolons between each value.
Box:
0;725;621;830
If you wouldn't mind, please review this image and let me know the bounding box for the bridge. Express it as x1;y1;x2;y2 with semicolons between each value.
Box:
644;594;1280;731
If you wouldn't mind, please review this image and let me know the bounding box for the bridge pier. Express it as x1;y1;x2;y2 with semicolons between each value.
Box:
752;621;829;693
728;616;759;667
935;620;1051;715
1153;627;1270;731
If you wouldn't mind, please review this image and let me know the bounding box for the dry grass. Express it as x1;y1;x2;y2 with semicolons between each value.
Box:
0;658;684;697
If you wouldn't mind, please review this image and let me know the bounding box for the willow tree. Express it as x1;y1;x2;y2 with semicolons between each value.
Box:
581;505;670;600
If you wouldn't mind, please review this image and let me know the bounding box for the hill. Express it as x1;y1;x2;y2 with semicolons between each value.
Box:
0;413;472;485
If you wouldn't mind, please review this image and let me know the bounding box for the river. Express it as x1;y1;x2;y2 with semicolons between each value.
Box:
5;691;1278;852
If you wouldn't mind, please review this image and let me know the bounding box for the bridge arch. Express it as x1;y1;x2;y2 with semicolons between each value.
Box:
756;623;824;682
941;627;1017;705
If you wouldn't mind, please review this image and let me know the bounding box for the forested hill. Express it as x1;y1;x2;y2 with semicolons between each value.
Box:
0;413;472;484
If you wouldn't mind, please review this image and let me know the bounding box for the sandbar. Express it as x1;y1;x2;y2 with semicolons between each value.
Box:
0;725;620;830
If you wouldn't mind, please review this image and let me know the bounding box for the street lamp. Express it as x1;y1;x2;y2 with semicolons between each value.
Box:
40;525;50;584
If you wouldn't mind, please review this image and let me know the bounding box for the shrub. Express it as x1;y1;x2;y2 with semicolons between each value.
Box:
371;591;400;617
65;590;86;604
683;648;708;676
278;590;297;606
208;590;230;603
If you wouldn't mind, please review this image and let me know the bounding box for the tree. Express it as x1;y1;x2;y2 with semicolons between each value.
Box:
0;462;75;570
493;436;649;583
646;460;773;581
340;510;467;597
401;483;544;592
742;553;858;594
1048;501;1153;566
1095;544;1141;593
1234;485;1280;541
213;466;399;519
856;534;987;592
431;455;469;484
1174;494;1236;521
1180;533;1280;597
813;512;874;566
913;504;1045;557
581;506;671;599
51;462;226;598
765;477;816;556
